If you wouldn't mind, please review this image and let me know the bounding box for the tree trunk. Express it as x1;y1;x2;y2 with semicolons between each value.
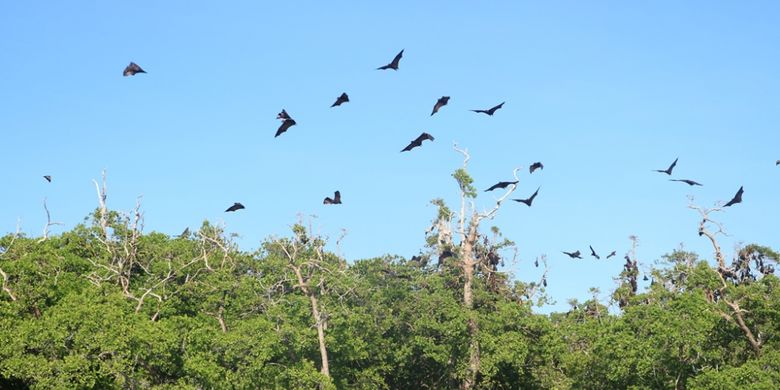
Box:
310;294;330;377
461;214;481;390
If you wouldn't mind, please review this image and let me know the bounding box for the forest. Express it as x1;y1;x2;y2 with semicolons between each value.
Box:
0;159;778;390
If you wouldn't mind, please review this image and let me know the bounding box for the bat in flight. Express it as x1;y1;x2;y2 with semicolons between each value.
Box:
123;62;146;77
589;245;600;260
323;191;342;205
723;186;744;207
225;202;245;212
563;250;582;259
484;181;518;192
377;49;404;70
606;251;617;259
401;132;434;152
471;101;504;116
430;96;450;116
654;158;678;175
331;93;349;107
529;162;544;174
275;109;296;137
512;187;540;207
43;175;52;182
670;179;702;186
179;227;190;238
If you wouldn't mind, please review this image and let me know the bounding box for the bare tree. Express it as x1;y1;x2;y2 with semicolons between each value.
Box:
0;219;21;301
38;197;63;242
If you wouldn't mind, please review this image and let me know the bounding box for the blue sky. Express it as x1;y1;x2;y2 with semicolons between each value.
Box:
1;2;778;312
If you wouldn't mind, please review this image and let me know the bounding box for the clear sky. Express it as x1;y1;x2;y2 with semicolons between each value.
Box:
1;2;778;312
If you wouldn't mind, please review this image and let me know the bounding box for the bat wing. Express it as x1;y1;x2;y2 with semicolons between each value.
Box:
334;191;341;204
724;186;744;207
275;119;296;137
43;175;52;182
391;49;403;67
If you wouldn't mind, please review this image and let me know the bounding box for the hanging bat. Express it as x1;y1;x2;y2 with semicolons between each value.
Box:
377;49;404;70
589;245;600;260
123;62;146;76
471;101;504;116
484;181;518;192
723;186;744;207
430;96;450;116
43;175;52;182
529;162;544;174
275;119;297;137
323;191;342;205
670;179;702;186
654;157;678;175
225;202;245;212
331;93;349;107
563;250;582;259
512;187;540;207
401;132;434;152
606;251;617;259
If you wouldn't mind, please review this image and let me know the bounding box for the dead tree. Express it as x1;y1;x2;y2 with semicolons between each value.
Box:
38;198;63;242
690;200;762;356
0;220;21;301
426;145;519;390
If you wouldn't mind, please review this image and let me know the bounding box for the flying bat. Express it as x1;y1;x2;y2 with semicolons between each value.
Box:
43;175;52;182
512;187;540;207
471;101;504;116
323;191;342;205
670;179;702;186
776;160;779;166
123;62;146;77
563;250;582;259
589;245;600;260
723;186;744;207
430;96;450;116
225;202;245;212
606;251;617;259
331;93;349;107
401;132;434;152
654;158;678;175
276;109;291;120
179;227;190;238
529;162;544;174
377;49;404;70
484;181;518;192
275;119;297;137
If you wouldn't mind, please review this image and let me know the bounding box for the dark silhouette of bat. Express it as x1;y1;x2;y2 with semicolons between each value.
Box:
471;102;504;116
123;62;146;77
529;162;544;174
377;49;404;70
179;227;190;238
430;96;450;116
670;179;702;186
331;93;349;107
542;276;547;287
225;202;245;212
401;132;434;152
723;186;744;207
563;250;582;259
606;251;617;259
276;109;291;120
589;245;600;260
776;160;779;165
484;181;518;192
275;119;296;137
512;187;540;207
323;191;342;205
643;275;649;281
655;158;678;175
43;175;52;182
534;259;539;267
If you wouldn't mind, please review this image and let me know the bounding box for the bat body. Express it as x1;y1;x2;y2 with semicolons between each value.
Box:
123;62;146;77
512;187;540;207
563;250;582;259
430;96;450;116
331;93;349;107
484;181;518;192
225;202;245;212
670;179;702;186
529;162;544;174
723;186;744;207
323;190;342;204
276;109;291;120
655;158;678;175
589;245;601;260
377;49;404;70
401;132;434;152
43;175;52;182
471;101;504;116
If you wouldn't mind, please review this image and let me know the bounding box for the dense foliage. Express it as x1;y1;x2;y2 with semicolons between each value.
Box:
1;214;777;389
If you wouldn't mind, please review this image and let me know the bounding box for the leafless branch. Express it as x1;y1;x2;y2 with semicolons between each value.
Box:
38;197;63;242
